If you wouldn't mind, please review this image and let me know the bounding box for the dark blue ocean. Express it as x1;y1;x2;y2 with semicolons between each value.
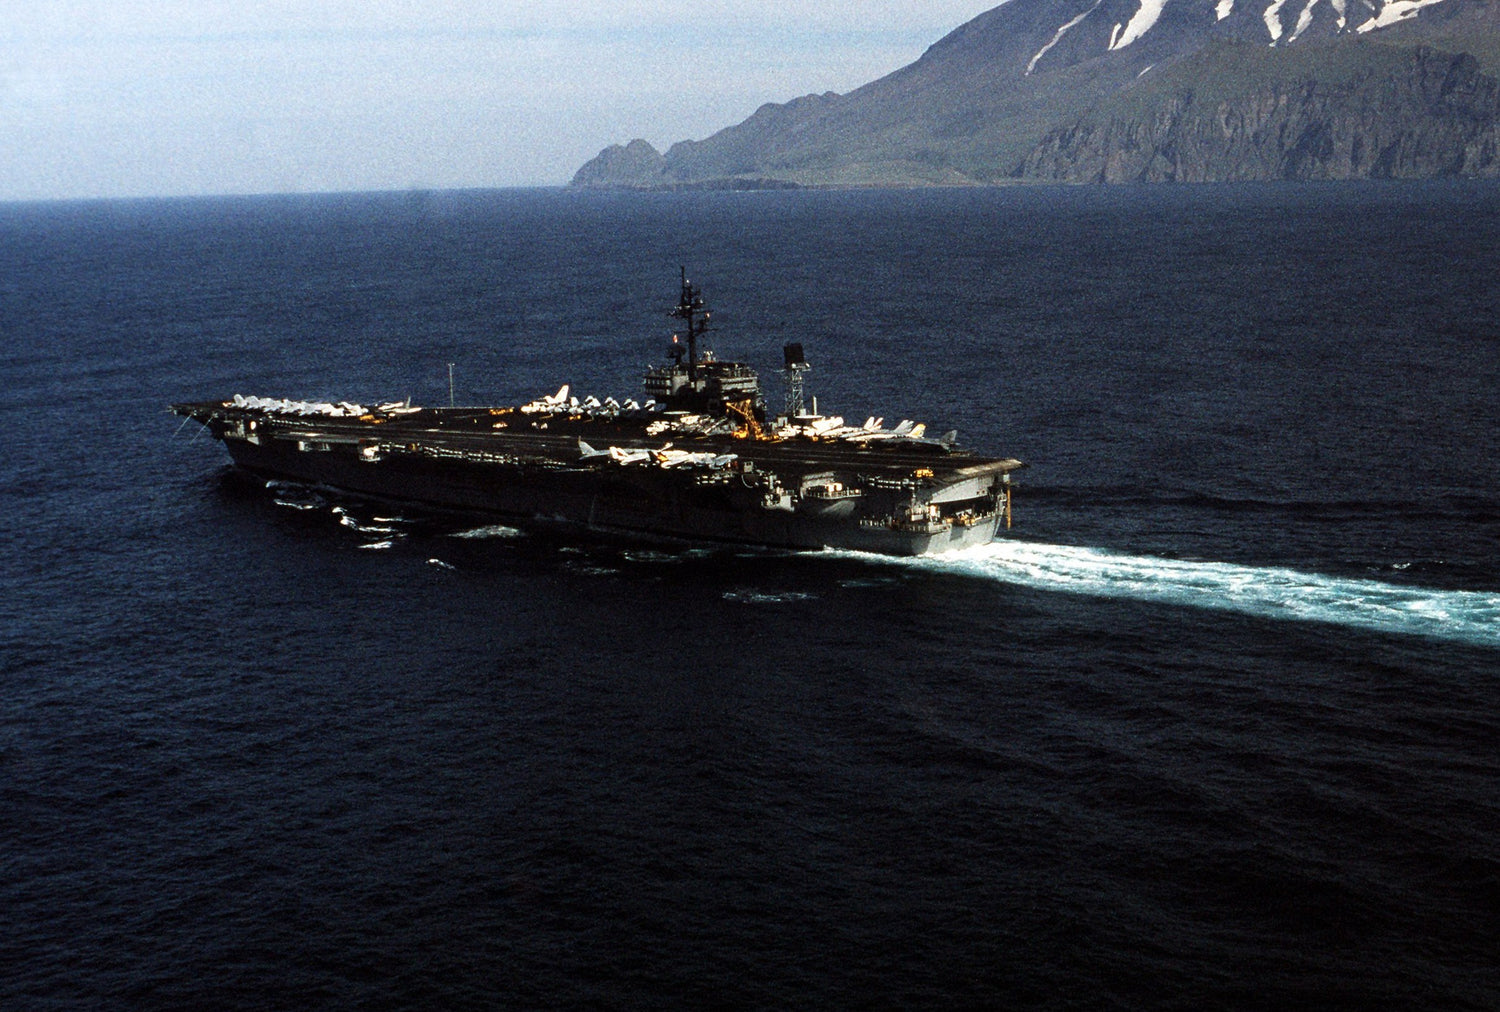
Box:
2;184;1498;1010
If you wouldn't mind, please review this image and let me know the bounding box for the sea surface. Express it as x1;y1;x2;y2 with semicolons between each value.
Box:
2;183;1497;1010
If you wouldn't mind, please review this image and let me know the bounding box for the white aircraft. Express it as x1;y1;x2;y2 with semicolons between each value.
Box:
577;440;651;464
900;427;961;448
579;439;735;469
843;418;918;441
653;448;738;468
521;385;572;413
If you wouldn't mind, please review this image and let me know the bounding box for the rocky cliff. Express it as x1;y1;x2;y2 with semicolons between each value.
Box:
571;0;1500;187
569;139;666;188
1020;42;1500;181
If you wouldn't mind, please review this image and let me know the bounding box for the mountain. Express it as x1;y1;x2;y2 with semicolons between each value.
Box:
571;0;1500;187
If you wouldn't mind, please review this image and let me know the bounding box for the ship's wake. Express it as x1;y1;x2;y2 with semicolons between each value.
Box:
878;541;1500;647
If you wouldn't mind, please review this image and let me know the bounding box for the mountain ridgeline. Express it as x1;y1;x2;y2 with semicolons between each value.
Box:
572;0;1500;187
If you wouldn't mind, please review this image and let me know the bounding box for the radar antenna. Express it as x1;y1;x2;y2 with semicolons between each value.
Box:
668;266;711;383
782;342;810;418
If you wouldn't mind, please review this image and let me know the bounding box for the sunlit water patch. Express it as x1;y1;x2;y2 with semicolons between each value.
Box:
723;590;819;605
337;515;397;535
267;481;327;512
621;550;684;564
271;496;321;512
450;523;524;539
841;541;1500;647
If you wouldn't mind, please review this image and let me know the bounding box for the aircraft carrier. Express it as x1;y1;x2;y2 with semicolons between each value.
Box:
172;273;1024;555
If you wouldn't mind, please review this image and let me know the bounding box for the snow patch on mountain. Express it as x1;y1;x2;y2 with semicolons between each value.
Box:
1036;0;1454;54
1111;0;1170;50
1028;0;1105;74
1357;0;1448;33
1290;0;1319;41
1264;0;1291;42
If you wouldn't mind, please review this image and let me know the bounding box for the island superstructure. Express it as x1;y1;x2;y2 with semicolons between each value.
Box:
172;273;1023;555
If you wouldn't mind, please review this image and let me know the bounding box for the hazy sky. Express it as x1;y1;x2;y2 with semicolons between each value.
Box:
1;2;999;201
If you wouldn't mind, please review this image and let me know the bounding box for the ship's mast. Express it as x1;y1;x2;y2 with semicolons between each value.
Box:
669;266;710;383
783;342;810;418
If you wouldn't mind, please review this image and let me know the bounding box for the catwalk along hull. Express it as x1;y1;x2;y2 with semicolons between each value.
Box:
175;403;1018;556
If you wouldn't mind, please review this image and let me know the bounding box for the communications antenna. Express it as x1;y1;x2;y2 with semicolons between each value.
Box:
782;342;810;418
668;266;711;383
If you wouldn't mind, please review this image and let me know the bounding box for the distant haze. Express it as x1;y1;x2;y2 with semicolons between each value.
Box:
0;2;999;201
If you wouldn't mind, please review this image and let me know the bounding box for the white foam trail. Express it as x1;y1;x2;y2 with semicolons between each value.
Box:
854;541;1500;646
723;590;818;605
338;515;396;534
621;550;682;564
451;524;523;539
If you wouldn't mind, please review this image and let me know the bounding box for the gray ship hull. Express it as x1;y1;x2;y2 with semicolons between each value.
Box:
185;404;1017;556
